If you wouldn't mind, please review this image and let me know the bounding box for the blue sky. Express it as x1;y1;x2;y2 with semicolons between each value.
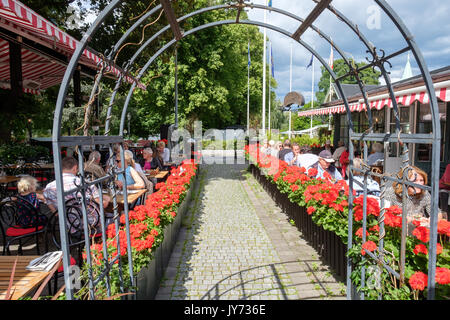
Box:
246;0;450;105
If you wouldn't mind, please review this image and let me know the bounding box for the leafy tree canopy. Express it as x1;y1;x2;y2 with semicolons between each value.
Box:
316;58;381;104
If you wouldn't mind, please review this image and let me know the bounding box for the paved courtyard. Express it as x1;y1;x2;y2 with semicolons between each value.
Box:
155;160;345;300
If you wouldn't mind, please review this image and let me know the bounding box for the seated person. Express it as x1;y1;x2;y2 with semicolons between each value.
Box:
156;140;171;164
439;164;450;217
141;148;154;171
260;139;272;156
278;140;293;162
297;145;319;171
345;158;380;197
385;166;432;225
367;142;384;166
84;151;107;181
332;140;347;172
285;143;301;166
15;176;48;228
151;147;166;171
115;151;145;191
323;139;334;153
44;157;112;234
311;150;343;182
125;150;144;174
272;141;282;158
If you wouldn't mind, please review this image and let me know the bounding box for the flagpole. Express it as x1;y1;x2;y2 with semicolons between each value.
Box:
262;9;267;137
289;40;292;139
328;39;333;131
310;54;314;138
247;41;250;133
268;41;272;136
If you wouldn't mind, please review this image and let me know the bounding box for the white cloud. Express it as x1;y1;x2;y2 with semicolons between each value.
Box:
247;0;450;105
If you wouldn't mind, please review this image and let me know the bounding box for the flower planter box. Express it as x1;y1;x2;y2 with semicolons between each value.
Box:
134;173;199;300
250;164;347;279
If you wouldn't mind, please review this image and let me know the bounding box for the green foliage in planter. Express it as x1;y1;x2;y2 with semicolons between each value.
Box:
0;144;50;164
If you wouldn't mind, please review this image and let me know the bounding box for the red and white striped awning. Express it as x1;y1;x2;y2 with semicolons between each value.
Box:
0;38;67;93
0;0;145;93
298;84;450;117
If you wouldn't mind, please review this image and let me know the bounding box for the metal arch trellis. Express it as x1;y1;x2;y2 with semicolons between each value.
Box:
52;0;440;300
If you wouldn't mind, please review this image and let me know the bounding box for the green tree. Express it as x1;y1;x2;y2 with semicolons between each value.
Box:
98;0;273;136
316;58;381;104
1;0;276;141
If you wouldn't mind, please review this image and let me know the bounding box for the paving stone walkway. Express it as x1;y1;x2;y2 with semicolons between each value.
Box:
155;161;345;300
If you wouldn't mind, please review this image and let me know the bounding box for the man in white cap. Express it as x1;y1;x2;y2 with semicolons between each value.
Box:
312;150;343;182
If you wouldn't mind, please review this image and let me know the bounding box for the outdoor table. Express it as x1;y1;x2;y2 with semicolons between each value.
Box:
0;175;20;184
0;175;20;197
0;255;54;300
104;188;147;212
146;170;168;180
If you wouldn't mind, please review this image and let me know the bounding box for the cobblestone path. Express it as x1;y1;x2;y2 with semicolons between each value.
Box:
155;162;345;300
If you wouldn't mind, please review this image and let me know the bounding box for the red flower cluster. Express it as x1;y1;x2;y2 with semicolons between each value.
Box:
307;206;316;215
84;161;197;266
413;243;443;256
436;267;450;285
413;244;428;255
438;220;450;237
409;271;428;291
383;206;403;228
353;195;380;221
413;226;430;243
355;227;369;239
361;240;377;256
409;267;450;290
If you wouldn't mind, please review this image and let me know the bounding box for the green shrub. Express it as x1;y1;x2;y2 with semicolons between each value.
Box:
0;144;50;164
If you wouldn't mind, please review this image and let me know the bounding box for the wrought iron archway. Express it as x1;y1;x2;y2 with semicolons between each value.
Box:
52;0;441;300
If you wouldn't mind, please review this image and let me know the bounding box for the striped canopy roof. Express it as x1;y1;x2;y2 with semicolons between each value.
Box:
298;80;450;118
0;0;145;94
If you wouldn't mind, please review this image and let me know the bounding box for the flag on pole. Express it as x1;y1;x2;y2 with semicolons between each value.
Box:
271;45;274;77
306;54;313;69
248;41;251;67
268;0;272;7
328;44;334;70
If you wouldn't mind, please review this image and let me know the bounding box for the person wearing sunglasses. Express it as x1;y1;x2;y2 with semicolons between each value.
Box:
115;151;145;191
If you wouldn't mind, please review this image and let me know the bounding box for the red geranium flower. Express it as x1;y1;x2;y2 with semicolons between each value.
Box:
436;243;443;255
355;227;369;238
290;184;299;192
308;168;318;177
437;220;450;237
307;206;316;215
353;195;380;221
413;244;428;255
412;226;430;243
435;267;450;285
409;271;428;291
361;240;377;255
